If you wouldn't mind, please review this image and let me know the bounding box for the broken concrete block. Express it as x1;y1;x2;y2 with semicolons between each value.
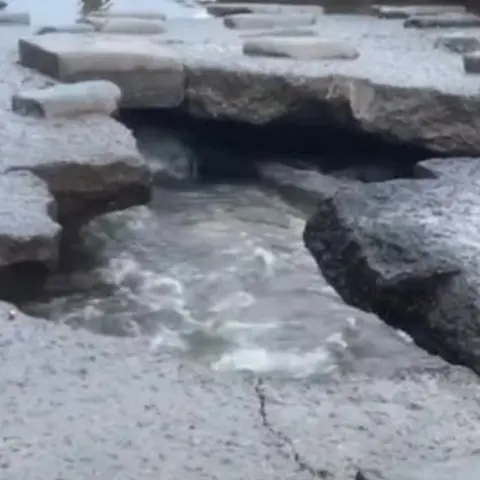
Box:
434;33;480;54
95;18;167;35
0;11;30;25
404;12;480;29
463;51;480;73
371;4;467;19
224;13;316;30
11;80;122;118
35;23;95;35
18;34;185;108
243;37;359;60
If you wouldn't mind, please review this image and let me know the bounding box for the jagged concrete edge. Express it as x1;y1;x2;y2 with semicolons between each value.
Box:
182;64;480;155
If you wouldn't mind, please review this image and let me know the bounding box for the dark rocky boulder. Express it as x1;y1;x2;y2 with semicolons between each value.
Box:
303;156;480;373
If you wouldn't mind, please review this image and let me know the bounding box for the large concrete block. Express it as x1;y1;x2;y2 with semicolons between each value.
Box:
18;34;185;108
11;80;122;118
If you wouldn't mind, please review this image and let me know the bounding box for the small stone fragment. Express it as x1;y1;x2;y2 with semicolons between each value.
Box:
35;23;95;35
243;37;359;60
95;18;166;35
371;4;466;19
434;33;480;54
7;308;16;321
463;51;480;73
11;80;122;118
0;11;30;25
404;12;480;29
224;13;317;30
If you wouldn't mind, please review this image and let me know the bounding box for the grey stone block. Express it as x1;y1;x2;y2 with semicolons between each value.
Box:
12;80;122;118
94;18;167;35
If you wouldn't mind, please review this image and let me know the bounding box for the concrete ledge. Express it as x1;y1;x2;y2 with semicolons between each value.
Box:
11;80;122;118
87;9;166;20
243;37;360;60
18;34;185;108
207;3;324;17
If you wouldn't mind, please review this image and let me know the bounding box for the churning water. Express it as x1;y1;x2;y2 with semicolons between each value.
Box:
12;0;416;380
20;117;416;380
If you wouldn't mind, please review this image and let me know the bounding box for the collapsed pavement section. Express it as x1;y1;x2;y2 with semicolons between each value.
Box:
16;3;480;156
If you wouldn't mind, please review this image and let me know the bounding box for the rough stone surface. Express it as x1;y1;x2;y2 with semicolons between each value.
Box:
0;171;60;268
371;4;467;19
303;156;480;375
224;12;317;29
18;34;185;108
464;50;480;72
11;80;122;118
90;17;167;35
243;37;360;59
404;12;480;28
434;32;480;53
0;11;30;25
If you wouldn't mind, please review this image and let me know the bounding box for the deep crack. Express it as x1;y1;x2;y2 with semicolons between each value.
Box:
254;377;332;479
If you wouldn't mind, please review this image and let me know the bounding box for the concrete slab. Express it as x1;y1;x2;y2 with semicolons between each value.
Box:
88;17;167;35
404;12;480;28
243;37;360;60
207;2;324;17
18;34;185;108
371;4;467;19
224;12;317;30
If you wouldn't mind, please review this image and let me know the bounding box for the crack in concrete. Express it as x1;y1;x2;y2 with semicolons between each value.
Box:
254;377;332;479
